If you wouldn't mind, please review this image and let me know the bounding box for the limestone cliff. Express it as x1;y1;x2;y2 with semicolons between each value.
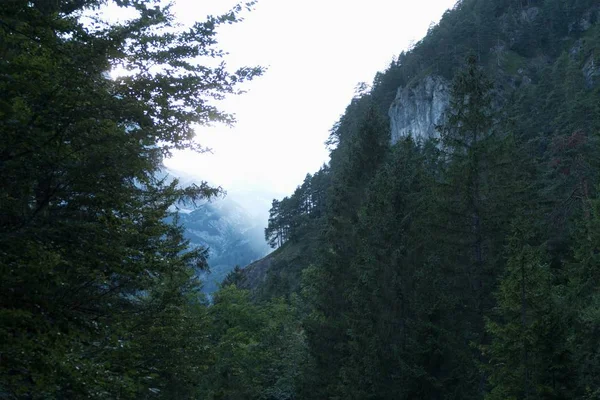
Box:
388;75;450;144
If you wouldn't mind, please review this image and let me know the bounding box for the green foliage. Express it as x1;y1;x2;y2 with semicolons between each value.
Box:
0;0;261;397
198;286;307;400
563;194;600;399
427;57;525;398
338;137;463;399
301;98;390;399
485;222;571;400
265;167;330;249
253;2;600;398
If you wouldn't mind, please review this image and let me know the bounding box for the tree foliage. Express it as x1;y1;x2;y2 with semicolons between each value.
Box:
0;0;261;397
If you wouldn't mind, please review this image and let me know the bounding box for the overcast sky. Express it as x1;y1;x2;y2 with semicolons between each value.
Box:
162;0;457;199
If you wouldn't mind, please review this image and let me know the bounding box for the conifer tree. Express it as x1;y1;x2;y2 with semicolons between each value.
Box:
302;98;389;399
432;55;519;397
339;137;464;399
265;199;285;248
563;194;600;399
485;220;573;400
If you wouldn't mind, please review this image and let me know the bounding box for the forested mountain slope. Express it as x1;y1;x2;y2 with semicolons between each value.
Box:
239;0;600;299
229;0;600;398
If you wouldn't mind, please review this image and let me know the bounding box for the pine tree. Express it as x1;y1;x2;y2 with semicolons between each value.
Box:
302;98;390;399
339;137;462;399
564;194;600;399
485;220;573;400
265;199;285;248
432;55;520;397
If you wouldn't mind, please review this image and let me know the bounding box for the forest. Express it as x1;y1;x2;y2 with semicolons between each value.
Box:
1;0;600;399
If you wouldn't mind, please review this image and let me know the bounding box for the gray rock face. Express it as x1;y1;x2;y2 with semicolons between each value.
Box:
388;75;450;144
570;39;584;58
575;6;599;32
584;55;599;88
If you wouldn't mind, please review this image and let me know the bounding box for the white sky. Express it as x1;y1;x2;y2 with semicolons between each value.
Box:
163;0;457;197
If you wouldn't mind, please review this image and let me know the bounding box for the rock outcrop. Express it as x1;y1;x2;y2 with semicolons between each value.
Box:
584;55;599;88
388;75;450;144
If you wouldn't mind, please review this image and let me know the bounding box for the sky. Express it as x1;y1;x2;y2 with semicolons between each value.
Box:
160;0;457;202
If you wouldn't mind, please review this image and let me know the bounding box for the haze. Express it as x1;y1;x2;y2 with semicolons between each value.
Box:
164;0;457;204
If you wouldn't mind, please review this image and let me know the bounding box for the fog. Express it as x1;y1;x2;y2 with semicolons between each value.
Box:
163;0;458;219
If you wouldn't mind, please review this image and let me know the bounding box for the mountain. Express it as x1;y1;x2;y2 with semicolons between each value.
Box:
177;197;270;293
163;168;272;293
6;0;600;398
235;0;600;300
228;1;600;398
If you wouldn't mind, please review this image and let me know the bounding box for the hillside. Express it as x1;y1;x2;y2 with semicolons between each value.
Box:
231;239;313;301
237;0;600;299
227;1;600;398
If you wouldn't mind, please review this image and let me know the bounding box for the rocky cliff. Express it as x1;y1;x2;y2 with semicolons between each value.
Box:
386;3;600;145
388;75;450;143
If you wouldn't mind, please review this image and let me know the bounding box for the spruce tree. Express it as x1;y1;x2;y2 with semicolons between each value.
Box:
432;55;519;397
339;137;463;399
485;220;573;400
302;98;389;399
564;194;600;399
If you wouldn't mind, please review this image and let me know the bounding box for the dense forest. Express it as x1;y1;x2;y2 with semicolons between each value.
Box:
2;0;600;399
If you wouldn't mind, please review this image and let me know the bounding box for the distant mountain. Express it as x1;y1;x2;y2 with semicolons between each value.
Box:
163;167;273;293
177;197;271;293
